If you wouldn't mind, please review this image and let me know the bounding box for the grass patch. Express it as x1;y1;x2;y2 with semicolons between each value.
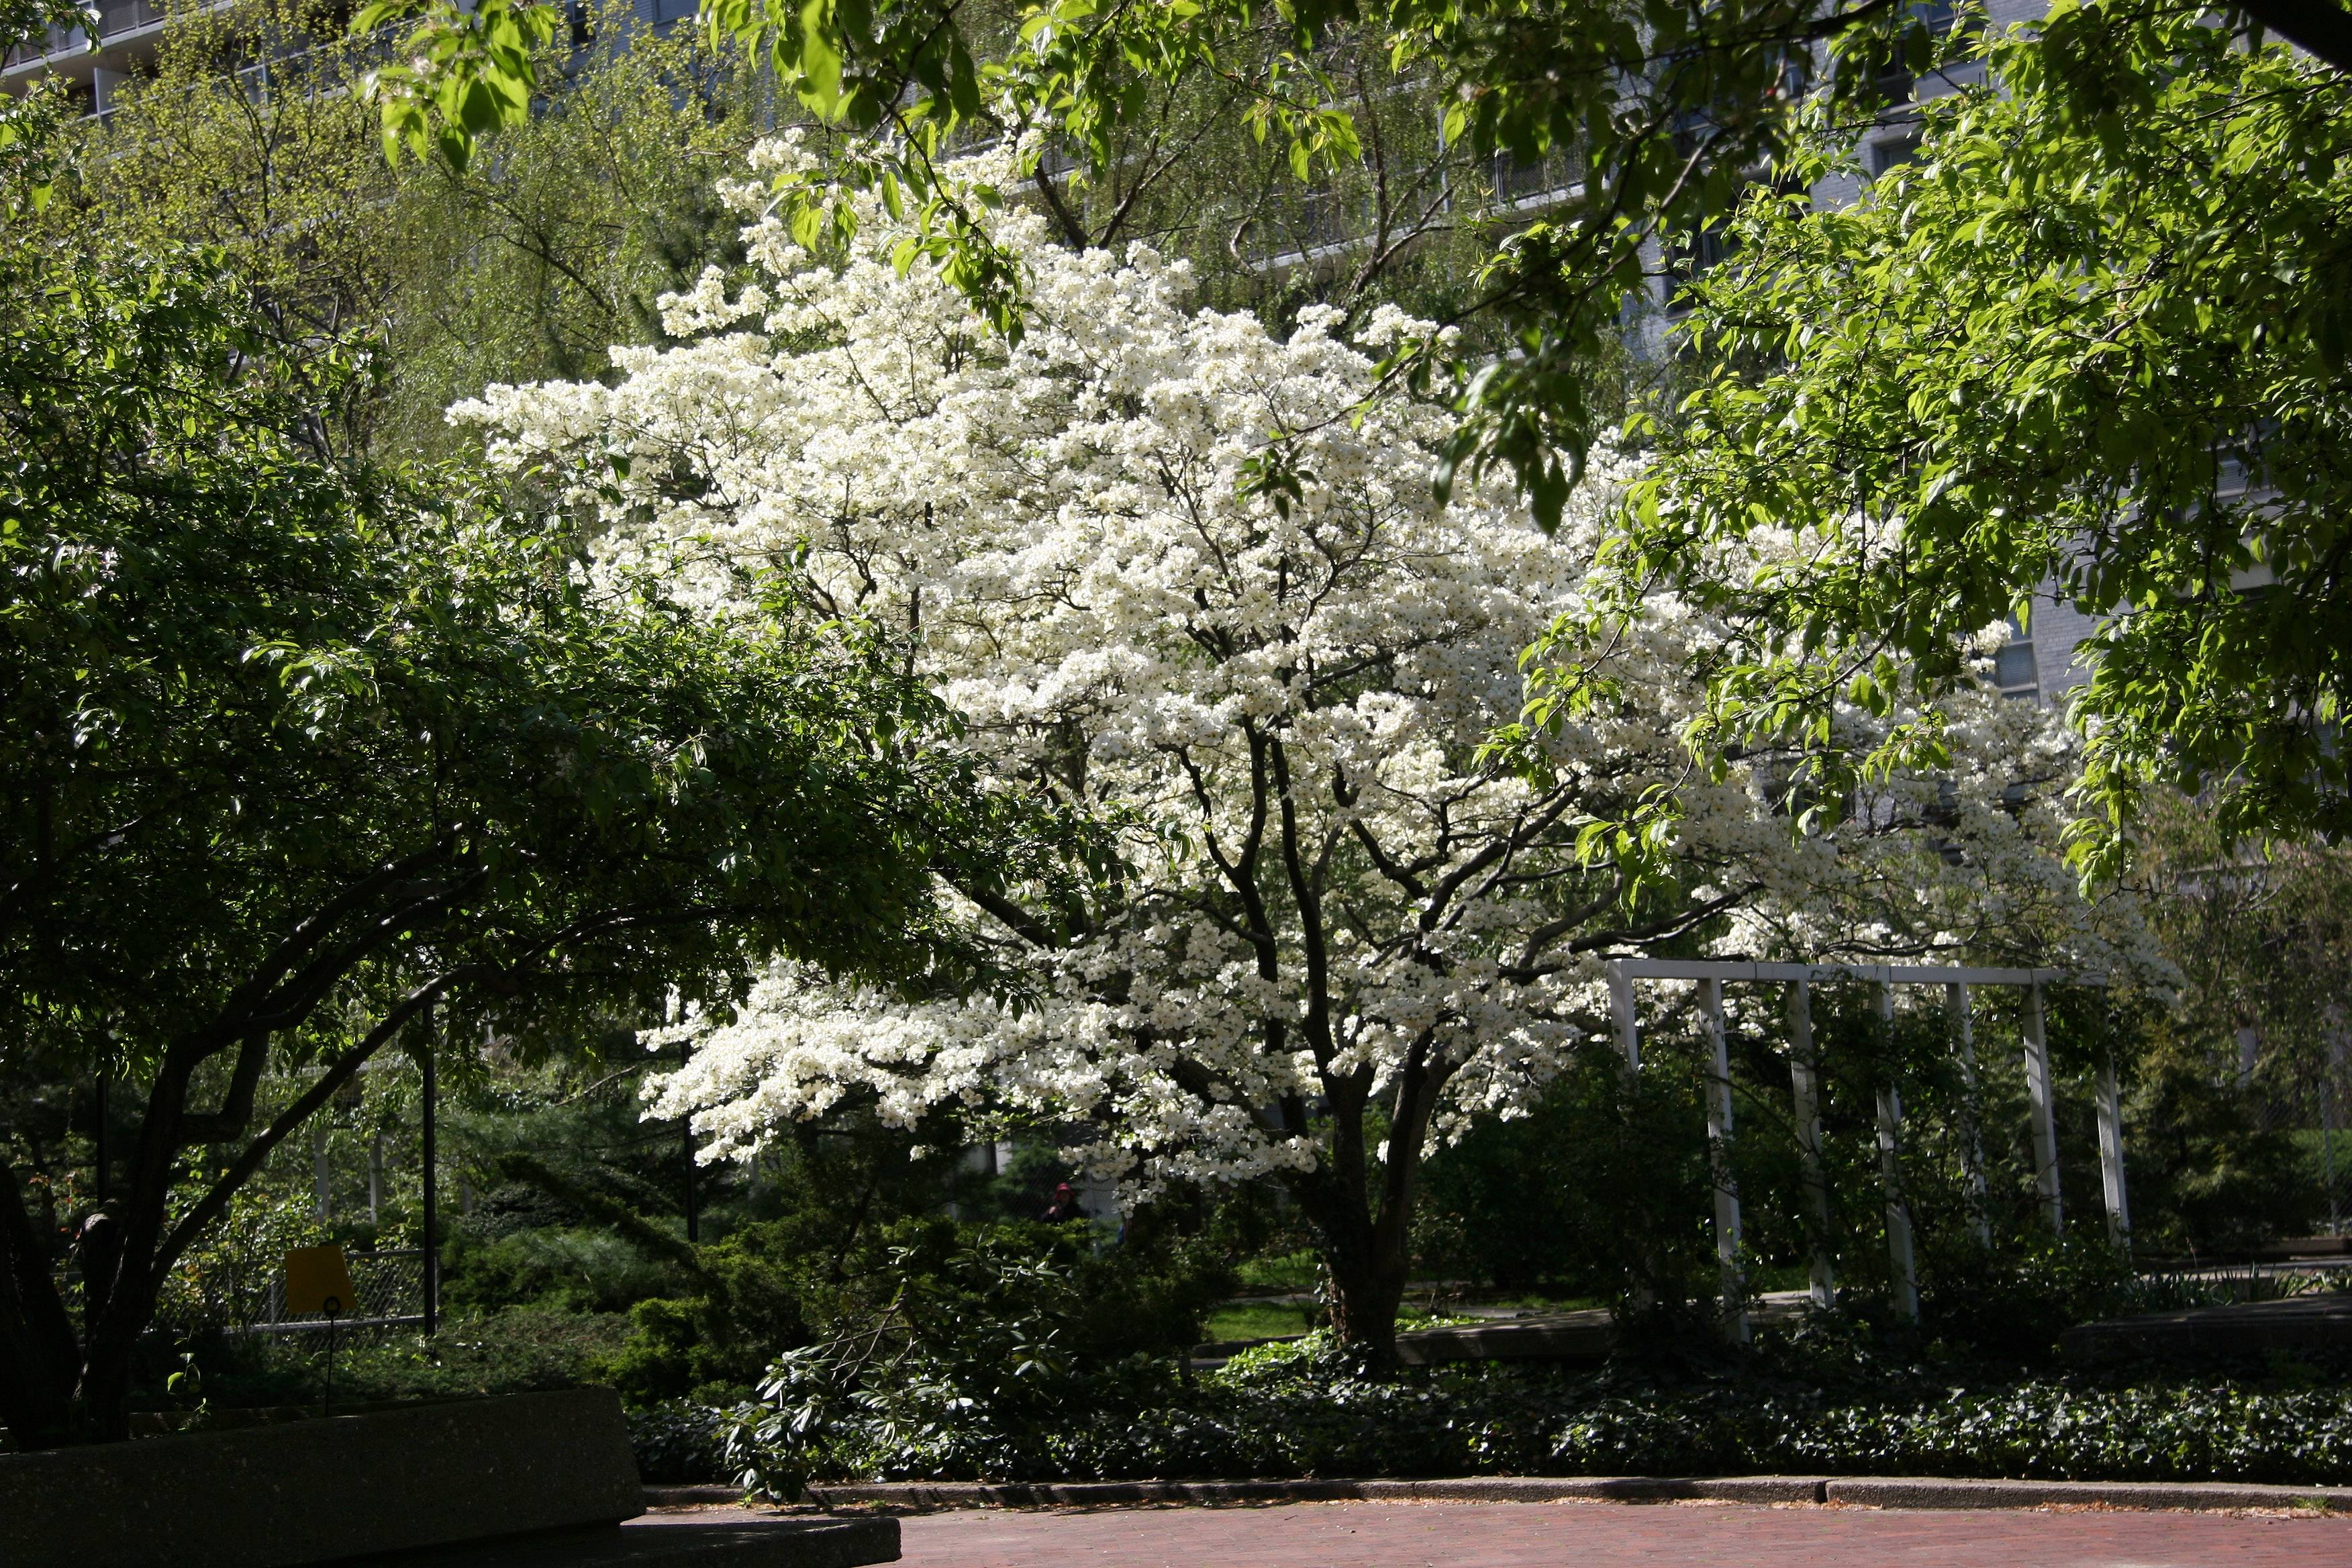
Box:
1444;1294;1604;1314
1202;1301;1314;1343
1234;1250;1320;1293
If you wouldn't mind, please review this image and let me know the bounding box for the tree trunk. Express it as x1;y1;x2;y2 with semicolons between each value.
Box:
0;1161;83;1449
1322;1247;1408;1372
1293;1159;1417;1375
77;1330;138;1444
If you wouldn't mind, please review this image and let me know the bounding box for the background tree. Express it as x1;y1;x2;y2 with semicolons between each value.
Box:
54;0;766;459
0;224;1026;1447
362;0;2352;515
1592;8;2352;875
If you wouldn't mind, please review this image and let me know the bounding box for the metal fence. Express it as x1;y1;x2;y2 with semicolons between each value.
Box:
152;1248;426;1338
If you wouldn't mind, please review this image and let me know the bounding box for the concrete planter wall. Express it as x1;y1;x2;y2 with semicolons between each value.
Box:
0;1387;642;1568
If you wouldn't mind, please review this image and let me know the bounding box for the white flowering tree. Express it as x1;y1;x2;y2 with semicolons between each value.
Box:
459;138;2143;1362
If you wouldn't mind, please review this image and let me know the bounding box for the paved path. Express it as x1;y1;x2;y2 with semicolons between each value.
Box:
880;1498;2352;1567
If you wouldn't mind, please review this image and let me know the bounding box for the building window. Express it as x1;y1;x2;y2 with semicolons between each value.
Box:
1869;134;1922;179
1995;618;2039;699
1665;223;1737;315
1873;0;1959;106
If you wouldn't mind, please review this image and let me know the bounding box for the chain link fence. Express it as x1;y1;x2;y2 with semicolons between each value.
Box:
152;1248;427;1338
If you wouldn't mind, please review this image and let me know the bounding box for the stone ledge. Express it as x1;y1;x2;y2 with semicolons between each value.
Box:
360;1517;901;1566
785;1473;2352;1514
648;1485;757;1506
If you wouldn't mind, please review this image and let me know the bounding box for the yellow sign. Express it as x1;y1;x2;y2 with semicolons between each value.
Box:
284;1245;356;1318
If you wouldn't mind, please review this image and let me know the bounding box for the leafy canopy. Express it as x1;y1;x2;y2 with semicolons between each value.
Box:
1594;5;2352;879
0;215;1034;1443
350;0;1967;489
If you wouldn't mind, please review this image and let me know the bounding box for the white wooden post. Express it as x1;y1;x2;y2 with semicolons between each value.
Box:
1947;981;1992;1247
2096;1046;2131;1249
1874;983;1918;1322
1787;977;1836;1308
2022;981;2065;1235
1609;962;1641;1071
1699;978;1748;1341
1608;961;1653;1310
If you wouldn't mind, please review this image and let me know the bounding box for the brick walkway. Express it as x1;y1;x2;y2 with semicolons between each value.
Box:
886;1498;2352;1567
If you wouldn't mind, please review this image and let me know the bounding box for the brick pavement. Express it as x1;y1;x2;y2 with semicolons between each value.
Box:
879;1498;2352;1567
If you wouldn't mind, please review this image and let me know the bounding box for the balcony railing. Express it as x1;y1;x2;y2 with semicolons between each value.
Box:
5;0;179;70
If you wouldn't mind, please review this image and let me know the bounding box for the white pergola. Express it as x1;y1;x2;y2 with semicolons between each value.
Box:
1605;959;2128;1338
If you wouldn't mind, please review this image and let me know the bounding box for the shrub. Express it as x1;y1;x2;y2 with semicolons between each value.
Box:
684;1306;2352;1489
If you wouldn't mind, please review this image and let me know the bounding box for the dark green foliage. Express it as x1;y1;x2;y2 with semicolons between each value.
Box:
441;1229;693;1318
629;1399;730;1485
1412;975;2313;1326
707;1211;1247;1494
592;1108;975;1404
165;1308;633;1415
1914;1236;2135;1363
702;1320;2352;1487
594;1222;818;1404
1413;1046;1711;1301
2125;1046;2323;1256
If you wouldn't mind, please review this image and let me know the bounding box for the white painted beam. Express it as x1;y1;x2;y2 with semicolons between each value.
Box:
1610;959;2101;987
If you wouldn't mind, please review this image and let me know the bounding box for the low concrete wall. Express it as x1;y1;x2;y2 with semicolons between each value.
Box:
786;1472;2352;1514
0;1387;643;1568
2061;1295;2352;1363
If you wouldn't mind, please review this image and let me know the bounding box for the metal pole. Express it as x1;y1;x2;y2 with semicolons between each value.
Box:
2095;1044;2131;1251
2325;1027;2345;1236
680;1038;699;1245
93;1064;108;1203
2022;981;2064;1236
1787;978;1835;1308
1873;983;1918;1321
1698;978;1747;1342
1948;981;1992;1247
313;1118;332;1222
420;1000;438;1336
2327;1079;2343;1238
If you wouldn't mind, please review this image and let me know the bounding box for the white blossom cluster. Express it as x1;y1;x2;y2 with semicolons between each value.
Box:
455;136;2156;1202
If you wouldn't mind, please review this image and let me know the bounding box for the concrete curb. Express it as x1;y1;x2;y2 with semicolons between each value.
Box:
638;1475;2352;1515
1821;1477;2352;1512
